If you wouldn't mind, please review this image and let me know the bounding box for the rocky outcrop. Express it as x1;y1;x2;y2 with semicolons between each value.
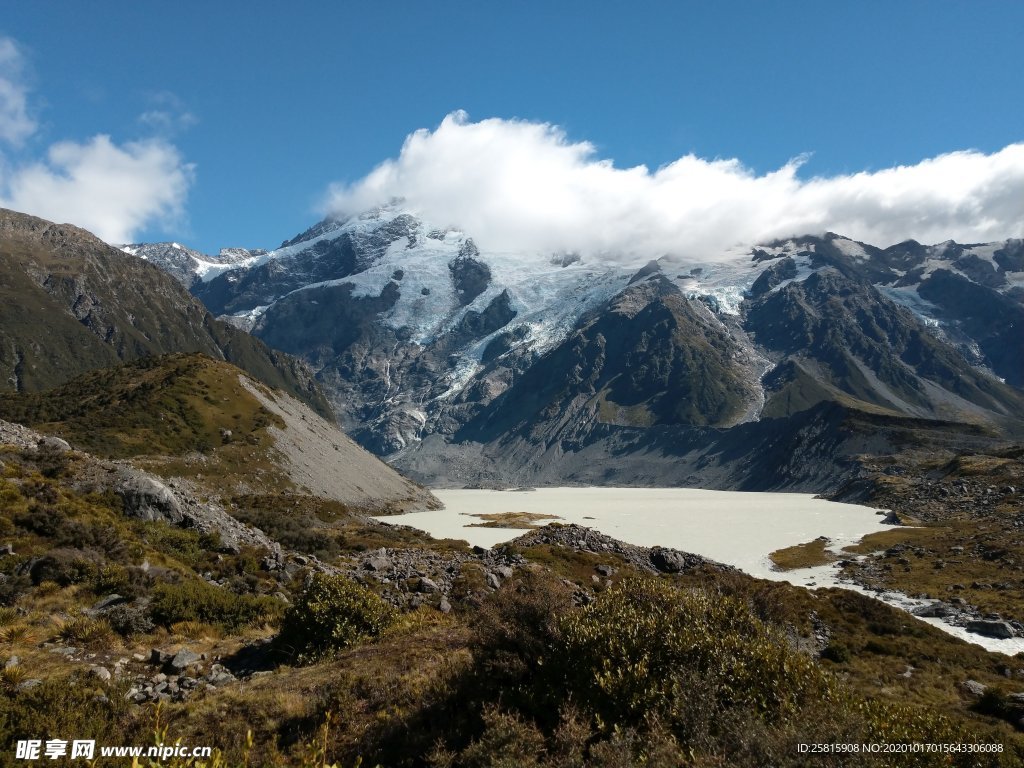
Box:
511;524;737;576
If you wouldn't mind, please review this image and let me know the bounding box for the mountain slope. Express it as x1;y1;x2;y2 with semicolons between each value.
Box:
0;208;330;417
126;207;1024;489
0;353;437;512
456;273;760;447
745;269;1024;423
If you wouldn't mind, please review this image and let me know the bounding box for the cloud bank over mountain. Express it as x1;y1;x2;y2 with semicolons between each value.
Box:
0;35;194;244
326;111;1024;259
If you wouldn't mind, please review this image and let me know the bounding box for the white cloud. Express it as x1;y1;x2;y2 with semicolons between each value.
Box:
0;135;194;243
0;36;35;146
0;36;195;244
325;111;1024;260
137;91;198;136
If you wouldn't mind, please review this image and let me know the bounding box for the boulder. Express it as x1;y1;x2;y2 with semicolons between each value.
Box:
650;547;688;573
90;666;112;682
912;602;956;618
38;436;71;453
365;555;392;572
90;594;128;613
962;679;988;696
208;672;234;687
167;649;202;672
965;620;1015;639
118;475;183;524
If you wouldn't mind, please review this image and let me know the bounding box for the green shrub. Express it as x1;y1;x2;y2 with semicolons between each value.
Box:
150;578;280;631
820;641;852;663
139;523;223;567
105;604;155;638
0;674;132;754
92;563;136;597
59;521;128;559
555;578;835;731
456;706;545;768
15;502;67;537
30;444;70;479
277;573;397;662
29;548;100;586
471;570;574;692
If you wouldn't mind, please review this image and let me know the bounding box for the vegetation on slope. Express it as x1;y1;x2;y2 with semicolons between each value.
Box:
0;207;331;417
838;447;1024;623
0;354;282;459
770;536;839;570
2;372;1024;765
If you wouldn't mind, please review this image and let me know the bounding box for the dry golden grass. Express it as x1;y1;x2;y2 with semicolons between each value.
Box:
769;537;838;570
465;511;561;529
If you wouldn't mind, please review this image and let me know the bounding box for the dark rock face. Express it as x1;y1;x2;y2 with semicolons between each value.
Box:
256;281;401;360
749;256;798;297
444;290;516;349
917;269;1024;387
196;214;419;316
449;242;491;306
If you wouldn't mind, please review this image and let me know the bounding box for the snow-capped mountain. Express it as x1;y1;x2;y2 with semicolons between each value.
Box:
119;241;268;290
128;206;1024;488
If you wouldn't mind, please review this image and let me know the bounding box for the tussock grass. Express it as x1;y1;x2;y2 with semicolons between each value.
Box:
769;537;839;570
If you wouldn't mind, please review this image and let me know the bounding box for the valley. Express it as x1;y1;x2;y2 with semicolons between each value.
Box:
125;206;1023;492
0;206;1022;766
4;4;1023;764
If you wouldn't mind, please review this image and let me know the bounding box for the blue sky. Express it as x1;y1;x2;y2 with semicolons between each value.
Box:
1;1;1023;253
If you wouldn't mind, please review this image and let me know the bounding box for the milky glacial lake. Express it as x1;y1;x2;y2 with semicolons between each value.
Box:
379;487;1024;654
379;487;890;583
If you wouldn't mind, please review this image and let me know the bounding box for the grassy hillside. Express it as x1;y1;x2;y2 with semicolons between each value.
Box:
1;437;1023;766
0;354;297;496
0;353;438;513
0;208;331;419
0;354;282;459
